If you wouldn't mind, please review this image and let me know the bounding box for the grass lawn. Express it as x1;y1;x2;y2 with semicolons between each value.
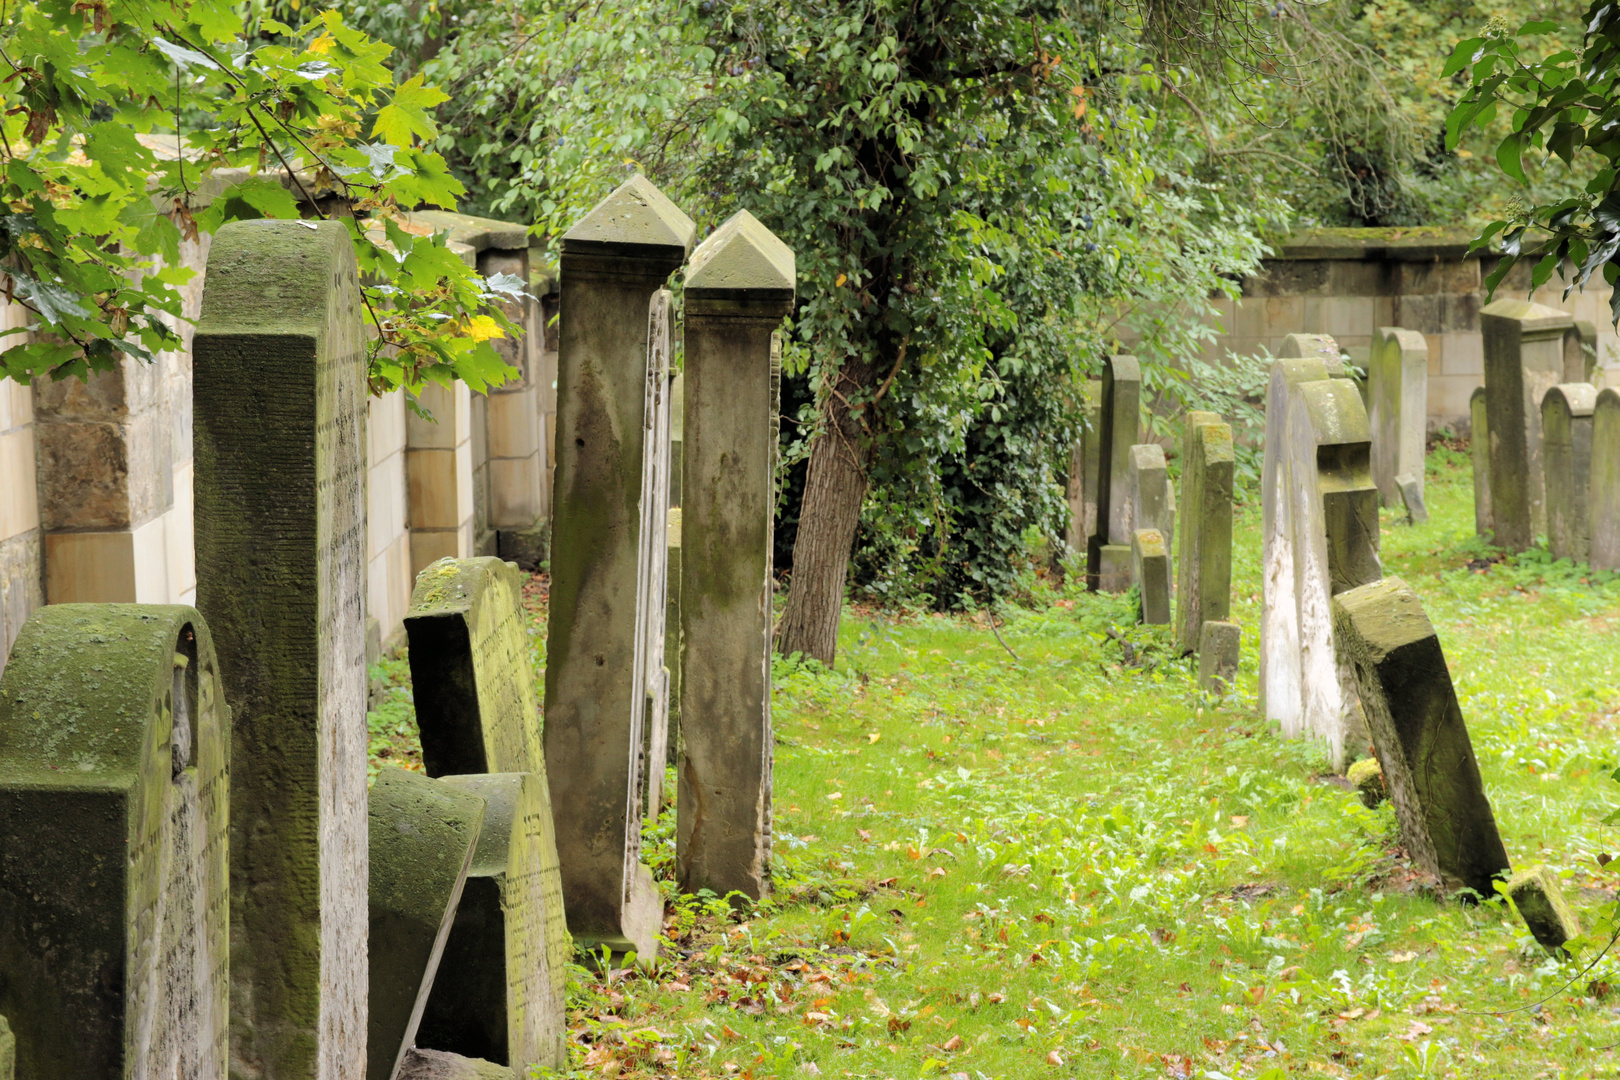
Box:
369;446;1620;1079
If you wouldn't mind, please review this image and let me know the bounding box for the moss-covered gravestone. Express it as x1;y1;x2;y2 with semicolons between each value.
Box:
1131;529;1171;625
367;769;484;1080
1592;388;1620;572
1540;383;1598;564
1470;386;1493;539
0;605;228;1078
1174;413;1234;655
544;175;693;959
677;211;795;901
1065;380;1103;560
1331;577;1510;897
418;773;570;1073
1277;332;1349;377
1369;328;1429;511
406;557;544;777
1088;355;1140;593
1481;298;1574;550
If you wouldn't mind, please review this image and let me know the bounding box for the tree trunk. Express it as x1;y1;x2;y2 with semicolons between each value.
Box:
775;389;872;666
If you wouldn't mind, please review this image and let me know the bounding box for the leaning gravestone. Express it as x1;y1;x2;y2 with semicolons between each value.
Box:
407;557;544;777
1592;388;1620;572
1470;386;1493;539
1089;356;1141;592
1540;383;1598;564
1369;327;1429;511
367;769;485;1080
193;218;368;1078
1175;413;1234;655
0;604;228;1079
678;211;795;901
544;175;693;960
1331;577;1510;897
1131;528;1171;624
418;773;570;1073
1396;472;1428;526
1481;298;1574;550
1066;380;1103;559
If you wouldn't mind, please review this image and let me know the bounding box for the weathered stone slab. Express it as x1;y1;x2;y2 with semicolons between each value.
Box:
1065;380;1102;559
1396;472;1428;525
1175;413;1234;655
1470;386;1493;539
397;1048;511;1080
1481;298;1574;550
419;773;570;1074
0;1015;12;1080
1592;388;1620;572
1089;355;1140;592
1125;444;1172;544
407;557;544;777
635;288;675;821
665;506;683;766
1095;544;1132;594
1504;865;1580;953
1331;577;1510;897
678;210;794;901
192;218;367;1079
1540;383;1597;563
1277;332;1351;378
367;769;484;1080
1565;320;1597;383
1370;327;1429;510
544;175;693;958
1197;620;1240;693
0;604;228;1078
1131;529;1170;624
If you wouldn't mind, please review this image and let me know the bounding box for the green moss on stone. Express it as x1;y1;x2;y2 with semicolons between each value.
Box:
1505;865;1581;954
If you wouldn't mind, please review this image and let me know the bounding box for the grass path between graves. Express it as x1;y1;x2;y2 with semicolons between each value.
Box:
368;447;1620;1080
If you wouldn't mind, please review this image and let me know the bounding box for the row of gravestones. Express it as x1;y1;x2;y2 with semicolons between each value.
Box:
0;176;795;1079
1073;356;1241;693
1259;333;1579;952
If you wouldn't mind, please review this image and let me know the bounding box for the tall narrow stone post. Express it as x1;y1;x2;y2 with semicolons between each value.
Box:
678;210;795;901
1541;383;1598;563
1089;356;1140;592
1065;380;1102;559
1175;413;1234;655
1470;386;1492;539
193;219;369;1079
543;176;694;959
1592;388;1620;572
1481;298;1574;550
1370;327;1429;510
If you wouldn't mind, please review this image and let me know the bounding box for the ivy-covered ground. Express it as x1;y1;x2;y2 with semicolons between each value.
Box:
368;447;1620;1079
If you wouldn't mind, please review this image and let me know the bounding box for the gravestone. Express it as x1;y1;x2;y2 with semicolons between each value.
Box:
1592;388;1620;572
1564;320;1598;383
1125;444;1172;547
1278;332;1349;377
1197;620;1241;694
1481;298;1574;550
1470;386;1492;538
1396;472;1428;525
665;506;683;766
1131;529;1171;624
1066;380;1103;559
419;773;570;1073
678;210;795;901
1331;577;1510;897
193;218;368;1078
367;769;485;1080
635;288;676;820
1504;865;1580;953
543;175;693;959
1540;383;1598;563
1089;356;1140;592
1369;327;1429;510
1174;413;1234;655
0;1016;11;1080
0;604;228;1078
407;557;544;777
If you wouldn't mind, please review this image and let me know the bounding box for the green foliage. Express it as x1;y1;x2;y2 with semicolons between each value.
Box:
0;0;515;391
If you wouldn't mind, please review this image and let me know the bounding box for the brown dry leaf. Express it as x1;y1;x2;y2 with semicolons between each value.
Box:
988;993;1007;1004
887;1016;912;1034
666;981;690;992
929;867;948;879
1047;1050;1064;1066
941;1035;964;1052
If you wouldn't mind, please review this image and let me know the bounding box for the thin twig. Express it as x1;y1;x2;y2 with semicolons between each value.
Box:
987;608;1019;661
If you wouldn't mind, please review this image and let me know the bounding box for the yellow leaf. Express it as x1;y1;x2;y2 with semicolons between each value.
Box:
309;32;335;54
466;314;505;343
867;731;881;744
835;273;847;287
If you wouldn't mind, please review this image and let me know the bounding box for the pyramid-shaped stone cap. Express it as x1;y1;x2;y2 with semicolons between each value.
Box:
561;175;696;256
1480;297;1573;333
685;210;796;295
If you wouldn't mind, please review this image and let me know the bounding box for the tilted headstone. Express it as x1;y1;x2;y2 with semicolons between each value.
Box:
1481;298;1574;550
1592;388;1620;572
1197;620;1241;694
1396;472;1428;526
635;289;676;820
0;604;228;1078
418;773;570;1073
367;769;484;1080
678;211;795;901
1089;355;1140;593
1065;380;1103;560
1504;865;1580;953
1131;529;1170;624
544;175;693;959
1470;386;1492;538
1369;327;1429;511
193;218;368;1077
407;557;544;777
1174;413;1234;655
1331;577;1510;897
1540;383;1598;563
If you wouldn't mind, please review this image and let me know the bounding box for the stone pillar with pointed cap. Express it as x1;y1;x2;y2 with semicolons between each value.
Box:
542;176;695;959
1481;298;1575;550
676;211;795;901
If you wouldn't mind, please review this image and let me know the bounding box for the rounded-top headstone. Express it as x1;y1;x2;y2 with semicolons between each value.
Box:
561;175;697;255
685;210;796;298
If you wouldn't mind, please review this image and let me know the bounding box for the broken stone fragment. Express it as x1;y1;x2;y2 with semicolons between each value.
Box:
1396;472;1428;526
1504;865;1581;954
1346;756;1387;808
396;1048;512;1080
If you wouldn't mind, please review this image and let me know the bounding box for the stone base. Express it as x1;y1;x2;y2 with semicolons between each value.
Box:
1506;865;1581;953
397;1049;510;1080
574;864;662;967
497;523;550;572
1091;543;1132;594
1197;620;1241;693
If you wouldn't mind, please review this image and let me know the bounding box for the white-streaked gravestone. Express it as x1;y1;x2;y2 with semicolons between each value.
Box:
635;288;675;820
1090;356;1140;592
1370;327;1429;510
1593;388;1620;572
1065;380;1102;560
1541;383;1598;564
1331;577;1510;897
366;769;484;1080
1470;386;1492;539
193;218;368;1079
1175;413;1234;655
543;175;692;959
406;557;544;777
0;604;228;1079
1481;298;1574;550
418;773;570;1074
678;210;795;901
